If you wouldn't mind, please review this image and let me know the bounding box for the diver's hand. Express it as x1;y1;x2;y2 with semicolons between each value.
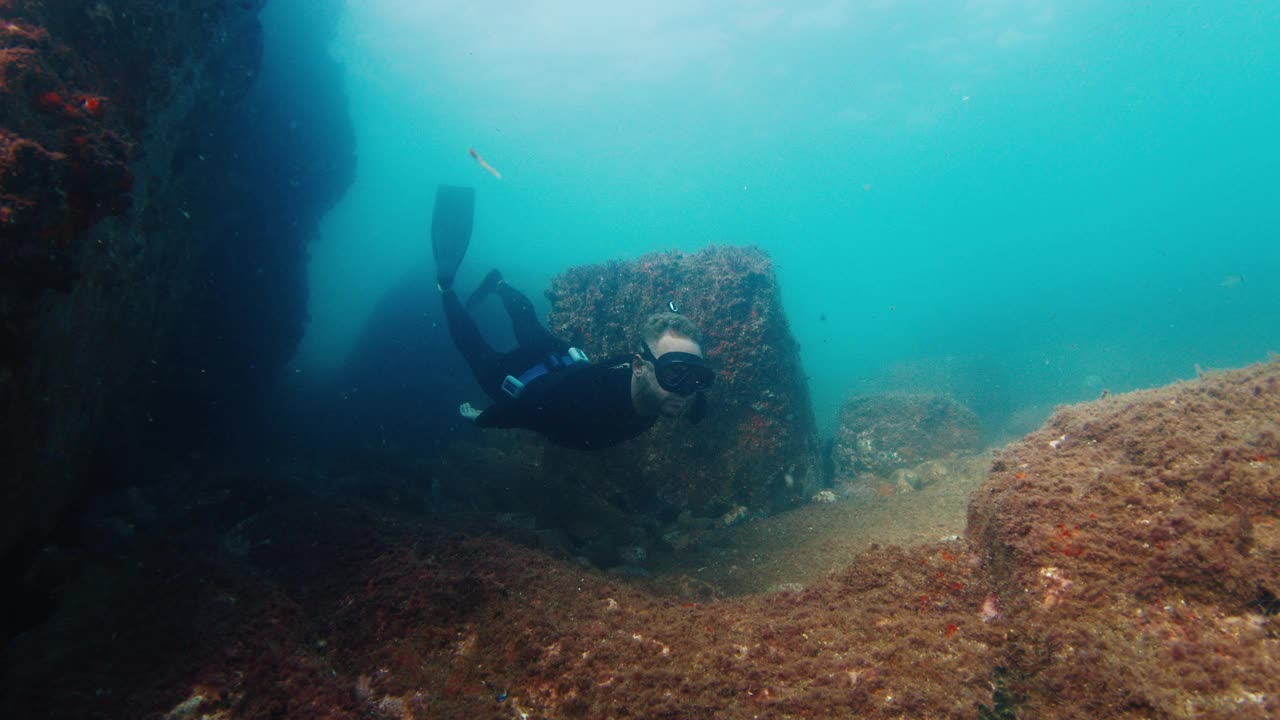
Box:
459;402;481;422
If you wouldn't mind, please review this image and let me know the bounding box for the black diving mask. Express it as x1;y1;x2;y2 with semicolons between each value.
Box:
638;340;715;396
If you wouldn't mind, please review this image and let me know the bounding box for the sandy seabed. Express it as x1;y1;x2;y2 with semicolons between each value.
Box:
4;360;1279;719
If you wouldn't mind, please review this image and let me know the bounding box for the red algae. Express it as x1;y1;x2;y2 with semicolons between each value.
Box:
0;3;132;253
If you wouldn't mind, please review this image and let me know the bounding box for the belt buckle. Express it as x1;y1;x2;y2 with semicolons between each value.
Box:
501;375;525;398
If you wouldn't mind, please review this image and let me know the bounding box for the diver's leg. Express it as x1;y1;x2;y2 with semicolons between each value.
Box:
465;268;504;310
441;289;506;400
498;283;565;354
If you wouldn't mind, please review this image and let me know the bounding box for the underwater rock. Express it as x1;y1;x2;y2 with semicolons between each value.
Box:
543;245;822;519
6;359;1279;719
422;435;547;513
830;392;981;479
1;0;353;568
889;458;957;492
969;357;1280;718
333;264;474;453
811;489;838;504
0;0;269;564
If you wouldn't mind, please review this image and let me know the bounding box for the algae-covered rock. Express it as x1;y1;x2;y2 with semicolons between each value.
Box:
10;359;1280;719
831;393;980;479
541;245;821;527
968;358;1280;719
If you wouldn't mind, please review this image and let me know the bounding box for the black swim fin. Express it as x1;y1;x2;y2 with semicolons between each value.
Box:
432;184;475;290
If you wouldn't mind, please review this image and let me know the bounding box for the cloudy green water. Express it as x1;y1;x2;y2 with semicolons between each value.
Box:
294;0;1279;438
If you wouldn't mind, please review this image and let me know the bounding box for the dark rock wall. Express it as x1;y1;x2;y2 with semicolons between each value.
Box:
0;0;352;561
149;0;353;451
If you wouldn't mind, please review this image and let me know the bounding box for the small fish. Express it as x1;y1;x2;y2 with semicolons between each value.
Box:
1219;274;1245;289
468;148;502;179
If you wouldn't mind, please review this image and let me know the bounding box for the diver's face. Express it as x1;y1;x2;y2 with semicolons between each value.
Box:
637;332;704;417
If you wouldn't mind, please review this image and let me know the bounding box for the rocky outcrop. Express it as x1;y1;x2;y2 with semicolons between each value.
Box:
546;245;821;509
968;358;1280;718
0;0;352;565
542;246;821;557
146;0;353;450
831;392;981;480
331;264;475;455
5;355;1278;718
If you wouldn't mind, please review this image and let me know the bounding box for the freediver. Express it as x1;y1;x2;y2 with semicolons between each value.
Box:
431;185;714;450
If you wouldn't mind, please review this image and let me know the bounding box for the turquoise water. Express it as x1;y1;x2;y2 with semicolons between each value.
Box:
294;0;1279;437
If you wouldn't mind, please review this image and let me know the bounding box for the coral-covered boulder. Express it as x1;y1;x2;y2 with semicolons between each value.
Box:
831;393;981;479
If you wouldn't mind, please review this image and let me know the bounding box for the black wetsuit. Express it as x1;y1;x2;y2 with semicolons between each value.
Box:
443;284;657;450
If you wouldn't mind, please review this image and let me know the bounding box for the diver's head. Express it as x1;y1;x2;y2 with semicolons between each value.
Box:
631;312;713;417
